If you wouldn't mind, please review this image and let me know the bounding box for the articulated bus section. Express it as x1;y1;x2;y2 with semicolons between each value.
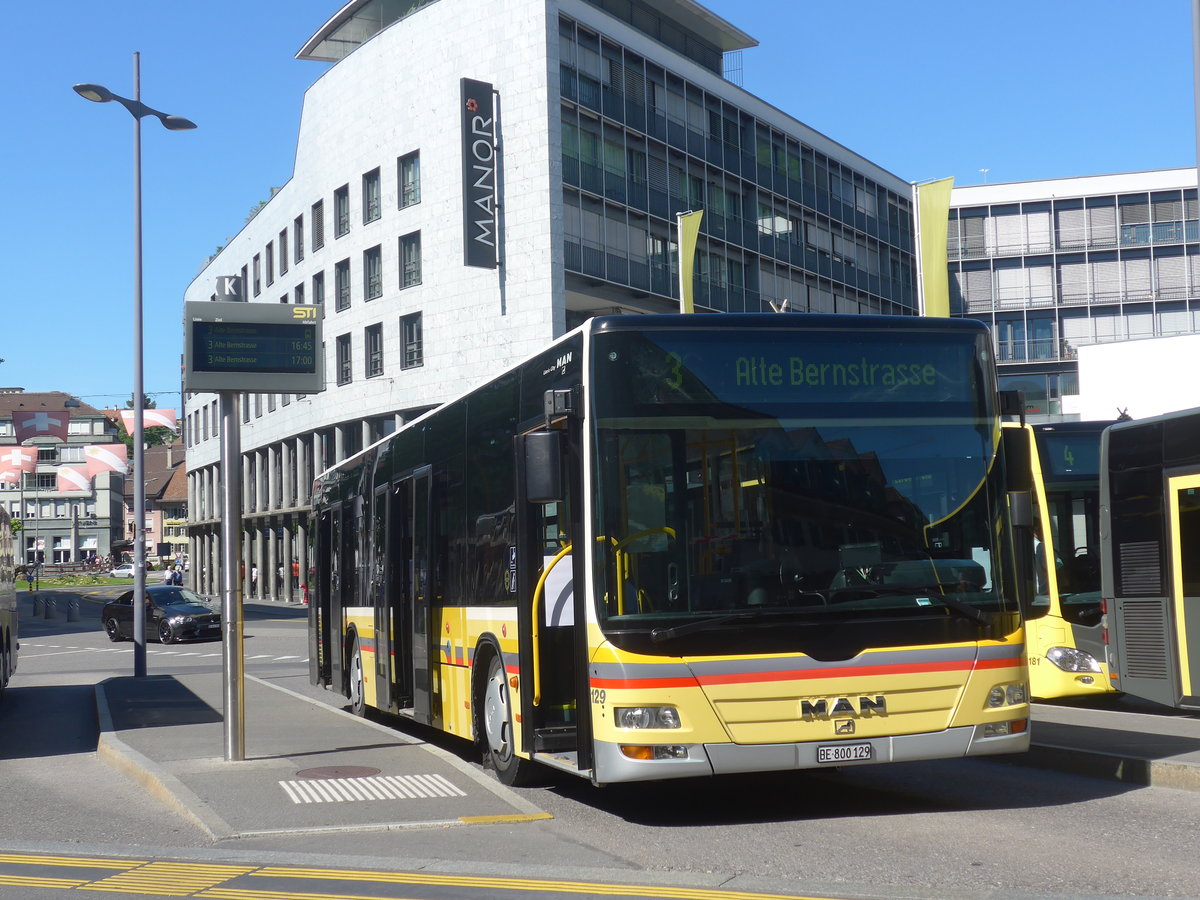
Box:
310;315;1032;785
1103;407;1200;710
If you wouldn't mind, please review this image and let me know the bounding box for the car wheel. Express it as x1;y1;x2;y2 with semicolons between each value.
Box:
481;653;535;785
104;617;125;642
348;636;366;717
157;620;175;644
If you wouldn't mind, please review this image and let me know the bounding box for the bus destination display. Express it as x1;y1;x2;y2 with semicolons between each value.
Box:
192;320;317;375
183;299;325;393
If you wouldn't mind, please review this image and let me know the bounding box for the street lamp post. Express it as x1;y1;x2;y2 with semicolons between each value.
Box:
74;53;195;677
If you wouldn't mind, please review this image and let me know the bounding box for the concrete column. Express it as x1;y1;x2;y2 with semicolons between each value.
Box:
254;526;266;601
242;529;253;598
281;440;293;509
296;520;309;603
334;425;345;465
282;524;294;601
266;525;278;601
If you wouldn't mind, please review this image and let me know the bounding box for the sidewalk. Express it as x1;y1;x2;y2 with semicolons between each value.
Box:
95;671;549;841
1022;698;1200;791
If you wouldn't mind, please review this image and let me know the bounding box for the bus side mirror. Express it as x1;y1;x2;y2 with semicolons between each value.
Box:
524;431;562;504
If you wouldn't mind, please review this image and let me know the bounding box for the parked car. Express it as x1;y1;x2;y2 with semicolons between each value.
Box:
101;585;221;644
108;563;136;578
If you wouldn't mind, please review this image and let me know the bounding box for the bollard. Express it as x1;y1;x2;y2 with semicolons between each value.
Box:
43;596;56;619
67;597;80;623
32;595;43;616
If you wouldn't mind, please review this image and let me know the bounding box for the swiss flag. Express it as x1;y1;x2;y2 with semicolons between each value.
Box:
118;408;178;433
0;446;37;474
13;410;69;443
56;466;91;492
85;444;129;478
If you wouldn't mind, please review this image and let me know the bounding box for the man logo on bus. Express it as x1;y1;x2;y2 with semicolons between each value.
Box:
800;696;886;717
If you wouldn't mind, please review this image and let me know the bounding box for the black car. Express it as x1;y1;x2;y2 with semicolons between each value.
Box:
101;585;222;644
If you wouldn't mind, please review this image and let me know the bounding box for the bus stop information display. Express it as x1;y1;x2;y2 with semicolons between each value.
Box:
183;300;325;393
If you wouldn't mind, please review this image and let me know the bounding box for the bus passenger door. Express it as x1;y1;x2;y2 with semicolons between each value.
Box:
384;477;414;711
516;425;590;772
371;486;392;711
409;467;435;725
1166;471;1200;709
308;509;333;687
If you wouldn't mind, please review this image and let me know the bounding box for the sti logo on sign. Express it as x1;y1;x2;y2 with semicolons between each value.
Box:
461;78;497;269
292;306;318;319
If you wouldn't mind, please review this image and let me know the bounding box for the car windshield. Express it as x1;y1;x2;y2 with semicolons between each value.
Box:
153;589;210;609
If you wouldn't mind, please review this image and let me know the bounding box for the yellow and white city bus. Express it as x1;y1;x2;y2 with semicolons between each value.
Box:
309;314;1032;785
1006;420;1116;699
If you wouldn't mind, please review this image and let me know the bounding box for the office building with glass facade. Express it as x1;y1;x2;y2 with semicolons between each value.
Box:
948;168;1200;418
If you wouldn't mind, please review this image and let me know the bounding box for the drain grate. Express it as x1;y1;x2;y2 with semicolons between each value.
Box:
279;772;467;804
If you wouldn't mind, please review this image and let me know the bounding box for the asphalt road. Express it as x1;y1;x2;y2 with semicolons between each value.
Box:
4;585;1200;900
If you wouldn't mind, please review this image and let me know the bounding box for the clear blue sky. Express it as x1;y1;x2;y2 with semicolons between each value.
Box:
2;1;1195;416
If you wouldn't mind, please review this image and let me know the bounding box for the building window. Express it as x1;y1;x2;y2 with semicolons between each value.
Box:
279;228;288;274
312;200;325;251
336;333;352;385
401;312;423;369
335;259;351;311
280;293;288;304
365;323;383;378
265;242;274;286
294;282;305;305
294;215;304;262
364;245;382;300
334;184;350;238
400;231;422;288
313;271;325;305
252;254;261;296
363;168;381;223
399;151;420;207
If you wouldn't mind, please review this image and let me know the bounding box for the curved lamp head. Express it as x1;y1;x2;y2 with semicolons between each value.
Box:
161;115;198;131
73;83;115;103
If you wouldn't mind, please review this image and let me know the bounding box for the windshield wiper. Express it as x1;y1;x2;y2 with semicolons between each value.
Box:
884;585;991;624
650;612;755;643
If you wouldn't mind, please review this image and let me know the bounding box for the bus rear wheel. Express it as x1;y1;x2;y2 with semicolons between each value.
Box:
481;653;534;786
348;636;366;717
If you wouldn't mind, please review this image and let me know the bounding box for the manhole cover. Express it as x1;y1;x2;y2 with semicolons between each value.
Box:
294;765;381;780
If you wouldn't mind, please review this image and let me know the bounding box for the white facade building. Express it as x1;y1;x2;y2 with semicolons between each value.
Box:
948;168;1200;419
184;0;919;600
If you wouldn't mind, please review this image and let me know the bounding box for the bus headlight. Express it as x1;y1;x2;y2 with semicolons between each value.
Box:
1045;646;1102;673
987;683;1027;708
614;706;680;729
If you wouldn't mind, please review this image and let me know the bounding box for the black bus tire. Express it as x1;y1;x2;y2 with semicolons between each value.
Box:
348;635;366;717
481;652;534;786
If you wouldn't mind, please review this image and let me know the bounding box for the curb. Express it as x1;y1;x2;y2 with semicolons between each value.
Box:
1017;742;1200;792
94;679;237;841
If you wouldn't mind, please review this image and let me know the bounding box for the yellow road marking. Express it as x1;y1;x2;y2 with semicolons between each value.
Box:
0;874;89;888
250;867;816;899
88;861;254;896
0;853;145;869
458;812;554;824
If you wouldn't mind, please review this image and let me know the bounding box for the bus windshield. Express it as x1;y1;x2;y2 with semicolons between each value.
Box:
590;326;1014;650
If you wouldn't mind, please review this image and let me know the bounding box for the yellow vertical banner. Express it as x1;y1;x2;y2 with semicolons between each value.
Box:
677;210;704;314
916;177;954;318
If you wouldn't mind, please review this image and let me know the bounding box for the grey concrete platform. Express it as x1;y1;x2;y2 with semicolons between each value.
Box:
95;671;550;840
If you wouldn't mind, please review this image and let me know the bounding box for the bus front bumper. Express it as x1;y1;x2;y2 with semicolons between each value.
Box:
592;723;1031;784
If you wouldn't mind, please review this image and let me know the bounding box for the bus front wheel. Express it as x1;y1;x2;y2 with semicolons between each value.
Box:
481;653;533;785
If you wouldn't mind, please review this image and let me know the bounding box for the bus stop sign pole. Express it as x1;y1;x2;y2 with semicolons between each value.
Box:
219;389;245;761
